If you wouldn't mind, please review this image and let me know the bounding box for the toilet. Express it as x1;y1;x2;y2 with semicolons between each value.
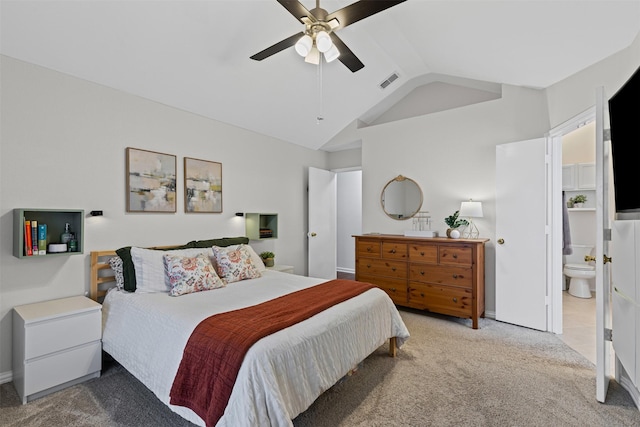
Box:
563;245;595;298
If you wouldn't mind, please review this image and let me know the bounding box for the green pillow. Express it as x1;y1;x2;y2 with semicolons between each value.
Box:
190;236;249;248
115;242;194;292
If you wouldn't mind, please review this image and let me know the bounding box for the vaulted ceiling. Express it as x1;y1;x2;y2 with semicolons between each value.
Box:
2;1;639;151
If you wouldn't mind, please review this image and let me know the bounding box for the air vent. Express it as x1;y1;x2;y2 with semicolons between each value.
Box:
379;72;399;89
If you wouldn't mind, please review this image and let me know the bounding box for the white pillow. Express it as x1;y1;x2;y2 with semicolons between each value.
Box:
131;246;214;293
243;244;267;272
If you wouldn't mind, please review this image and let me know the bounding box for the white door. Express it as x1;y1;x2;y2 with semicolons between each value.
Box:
595;87;612;402
495;138;548;331
308;167;337;279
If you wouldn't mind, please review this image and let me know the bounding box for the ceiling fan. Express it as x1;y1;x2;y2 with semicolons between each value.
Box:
250;0;407;72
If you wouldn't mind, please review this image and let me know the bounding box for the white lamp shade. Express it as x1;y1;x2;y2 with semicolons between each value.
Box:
459;201;483;218
315;30;332;53
324;44;340;63
304;47;320;64
295;34;313;57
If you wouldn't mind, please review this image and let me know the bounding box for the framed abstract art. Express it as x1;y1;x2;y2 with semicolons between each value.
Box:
126;147;177;213
184;157;222;213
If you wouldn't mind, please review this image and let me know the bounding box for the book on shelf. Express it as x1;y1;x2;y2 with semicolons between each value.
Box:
38;223;47;255
24;220;33;256
31;220;39;255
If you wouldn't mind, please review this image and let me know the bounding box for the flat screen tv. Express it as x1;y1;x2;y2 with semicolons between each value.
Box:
608;64;640;219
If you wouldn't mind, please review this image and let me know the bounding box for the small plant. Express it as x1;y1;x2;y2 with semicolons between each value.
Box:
570;194;587;204
259;251;275;260
444;210;469;229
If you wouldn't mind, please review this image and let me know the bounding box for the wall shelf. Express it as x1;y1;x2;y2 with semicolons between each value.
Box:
14;209;84;258
245;213;278;240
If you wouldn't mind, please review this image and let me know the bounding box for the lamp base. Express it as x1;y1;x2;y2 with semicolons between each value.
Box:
462;221;480;239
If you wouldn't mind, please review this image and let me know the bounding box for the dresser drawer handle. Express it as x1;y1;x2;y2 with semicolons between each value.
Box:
420;271;425;275
366;264;371;268
453;254;458;259
420;293;425;297
390;249;396;254
391;267;396;272
367;247;372;252
452;274;458;279
420;251;425;256
390;288;396;292
453;297;458;303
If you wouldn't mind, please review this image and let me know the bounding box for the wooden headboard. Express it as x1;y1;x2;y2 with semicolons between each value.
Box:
90;250;118;302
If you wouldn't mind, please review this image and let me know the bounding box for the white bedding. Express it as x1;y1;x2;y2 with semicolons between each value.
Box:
102;270;410;426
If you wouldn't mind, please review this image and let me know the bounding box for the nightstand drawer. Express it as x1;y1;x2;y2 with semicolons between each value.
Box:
25;310;101;360
24;341;101;396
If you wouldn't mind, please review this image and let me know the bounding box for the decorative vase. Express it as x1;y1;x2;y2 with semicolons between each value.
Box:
574;202;583;208
446;228;461;239
264;258;275;267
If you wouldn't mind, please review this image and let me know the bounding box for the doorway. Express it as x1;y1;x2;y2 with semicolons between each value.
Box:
336;169;362;277
558;120;597;364
549;109;597;360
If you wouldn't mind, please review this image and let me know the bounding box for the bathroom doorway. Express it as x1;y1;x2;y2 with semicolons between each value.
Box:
557;118;597;363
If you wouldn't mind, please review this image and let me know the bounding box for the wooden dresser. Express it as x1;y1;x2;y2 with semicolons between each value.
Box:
354;234;488;329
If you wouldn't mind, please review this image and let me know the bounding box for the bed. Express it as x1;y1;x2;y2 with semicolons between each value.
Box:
90;238;410;426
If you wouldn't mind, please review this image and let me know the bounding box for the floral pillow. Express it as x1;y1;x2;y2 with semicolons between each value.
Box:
109;256;125;290
163;253;225;296
212;244;263;283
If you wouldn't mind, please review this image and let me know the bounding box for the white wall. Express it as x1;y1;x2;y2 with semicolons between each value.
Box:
0;56;328;376
359;84;551;316
336;170;362;273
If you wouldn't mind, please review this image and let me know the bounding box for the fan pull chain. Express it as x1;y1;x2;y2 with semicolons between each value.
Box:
317;56;324;124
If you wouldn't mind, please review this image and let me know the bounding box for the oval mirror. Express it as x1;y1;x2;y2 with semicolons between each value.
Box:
381;175;423;220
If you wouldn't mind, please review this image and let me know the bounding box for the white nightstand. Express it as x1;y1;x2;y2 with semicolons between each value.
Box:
13;296;102;404
267;264;295;274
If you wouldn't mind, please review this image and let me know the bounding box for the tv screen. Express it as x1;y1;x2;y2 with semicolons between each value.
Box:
608;64;640;216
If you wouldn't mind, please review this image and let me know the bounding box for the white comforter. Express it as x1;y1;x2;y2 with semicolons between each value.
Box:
102;270;410;426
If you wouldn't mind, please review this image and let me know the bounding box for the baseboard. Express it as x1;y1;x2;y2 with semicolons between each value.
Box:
0;369;13;384
484;310;496;320
337;267;355;274
619;362;640;411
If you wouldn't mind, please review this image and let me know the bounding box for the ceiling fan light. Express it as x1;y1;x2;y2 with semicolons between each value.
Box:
305;47;320;65
315;30;332;53
295;34;313;57
324;44;340;63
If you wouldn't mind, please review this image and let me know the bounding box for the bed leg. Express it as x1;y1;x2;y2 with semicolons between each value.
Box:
389;337;397;357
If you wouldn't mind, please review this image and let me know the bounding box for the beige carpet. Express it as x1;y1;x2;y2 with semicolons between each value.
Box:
2;308;639;426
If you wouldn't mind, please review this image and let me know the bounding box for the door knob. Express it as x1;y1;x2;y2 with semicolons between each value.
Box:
604;255;612;264
309;232;317;237
497;238;505;245
585;255;596;262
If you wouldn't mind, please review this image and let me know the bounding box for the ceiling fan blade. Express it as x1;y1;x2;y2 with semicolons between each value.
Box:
250;32;304;61
329;33;364;73
326;0;406;30
277;0;317;24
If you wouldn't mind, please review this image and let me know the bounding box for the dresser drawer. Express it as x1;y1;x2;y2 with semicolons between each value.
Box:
24;341;101;396
357;240;381;258
409;244;438;263
25;310;101;360
359;275;407;305
409;264;472;288
381;242;408;260
358;258;407;279
409;283;472;317
439;246;473;266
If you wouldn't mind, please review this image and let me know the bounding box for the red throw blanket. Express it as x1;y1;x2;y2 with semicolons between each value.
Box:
169;279;375;426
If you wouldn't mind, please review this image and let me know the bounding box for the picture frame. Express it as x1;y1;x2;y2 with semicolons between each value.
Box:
126;147;177;213
184;157;222;213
